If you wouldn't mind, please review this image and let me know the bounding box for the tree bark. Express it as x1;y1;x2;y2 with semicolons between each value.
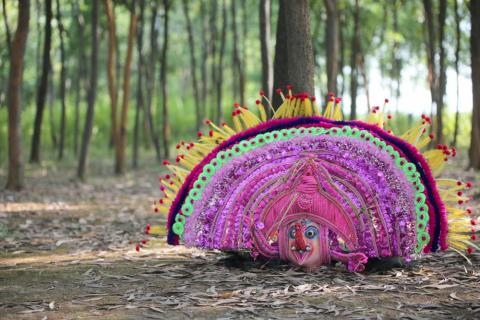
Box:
200;0;208;121
56;0;67;160
77;0;99;180
231;0;245;106
133;0;145;169
272;0;314;108
160;0;170;159
215;0;227;123
116;6;137;174
469;0;480;169
391;0;401;111
324;0;339;96
1;0;11;56
209;0;218;118
452;0;461;147
259;0;272;101
103;0;119;165
349;0;361;119
30;0;52;163
422;0;437;129
144;1;161;161
72;2;85;156
182;0;201;131
436;0;447;144
6;0;29;190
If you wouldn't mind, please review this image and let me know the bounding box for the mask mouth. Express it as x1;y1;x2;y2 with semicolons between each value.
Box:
290;245;312;265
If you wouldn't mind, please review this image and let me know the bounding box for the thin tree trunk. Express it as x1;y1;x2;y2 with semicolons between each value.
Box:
73;2;85;155
349;0;361;119
133;0;145;169
160;0;170;159
324;0;339;96
272;0;314;108
338;9;345;97
182;0;201;131
103;0;119;163
6;0;29;190
469;0;480;169
422;0;437;123
359;54;370;109
1;0;11;55
47;59;57;149
116;7;137;174
144;1;161;161
209;0;218;119
391;0;401;111
452;0;461;146
77;0;99;180
56;0;67;160
436;0;447;144
231;0;245;106
259;0;272;101
215;0;227;123
30;0;52;163
200;0;208;121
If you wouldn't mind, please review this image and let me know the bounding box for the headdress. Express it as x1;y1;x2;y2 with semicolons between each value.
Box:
147;88;476;271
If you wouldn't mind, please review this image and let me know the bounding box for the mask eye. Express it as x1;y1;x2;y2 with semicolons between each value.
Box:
288;227;296;239
304;226;318;239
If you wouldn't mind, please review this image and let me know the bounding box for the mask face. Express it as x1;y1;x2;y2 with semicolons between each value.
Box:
282;219;330;269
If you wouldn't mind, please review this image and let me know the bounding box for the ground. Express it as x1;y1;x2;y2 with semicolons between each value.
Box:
0;160;479;319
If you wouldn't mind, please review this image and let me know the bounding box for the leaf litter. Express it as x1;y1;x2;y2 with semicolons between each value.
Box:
0;164;478;319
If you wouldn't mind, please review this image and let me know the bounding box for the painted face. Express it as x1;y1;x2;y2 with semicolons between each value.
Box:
283;219;330;269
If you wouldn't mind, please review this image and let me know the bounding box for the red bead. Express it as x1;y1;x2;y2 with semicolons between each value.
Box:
135;244;140;252
467;247;474;254
255;99;261;105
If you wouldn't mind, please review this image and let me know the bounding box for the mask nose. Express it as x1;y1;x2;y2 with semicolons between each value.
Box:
294;224;307;251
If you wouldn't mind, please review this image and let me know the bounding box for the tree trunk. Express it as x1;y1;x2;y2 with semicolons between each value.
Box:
215;0;227;123
1;0;11;56
338;9;345;97
56;0;67;160
469;0;480;169
72;2;85;156
391;0;401;111
116;7;137;174
209;0;218;119
6;0;29;190
160;0;170;159
422;0;437;123
436;0;447;144
324;0;339;96
452;0;461;146
349;0;361;119
144;1;161;161
103;0;119;166
182;0;201;131
133;0;145;169
77;0;99;180
200;0;208;122
231;0;245;106
259;0;272;101
272;0;314;108
30;0;52;163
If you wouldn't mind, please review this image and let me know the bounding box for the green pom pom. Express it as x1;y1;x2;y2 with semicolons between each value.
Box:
175;214;186;224
181;202;194;216
172;222;184;235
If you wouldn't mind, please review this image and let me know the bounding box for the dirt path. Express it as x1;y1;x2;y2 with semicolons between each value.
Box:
0;163;479;319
